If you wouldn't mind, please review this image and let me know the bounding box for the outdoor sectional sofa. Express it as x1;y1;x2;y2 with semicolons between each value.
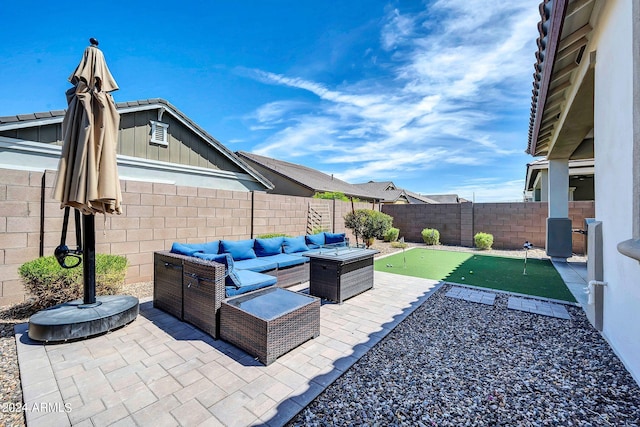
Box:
153;232;347;338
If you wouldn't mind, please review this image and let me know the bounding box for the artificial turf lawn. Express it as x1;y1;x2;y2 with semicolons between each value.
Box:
374;248;576;302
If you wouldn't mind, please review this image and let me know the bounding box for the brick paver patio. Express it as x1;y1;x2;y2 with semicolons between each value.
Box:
15;272;440;427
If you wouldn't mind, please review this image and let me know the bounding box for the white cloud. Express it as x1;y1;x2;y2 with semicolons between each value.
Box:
243;0;540;201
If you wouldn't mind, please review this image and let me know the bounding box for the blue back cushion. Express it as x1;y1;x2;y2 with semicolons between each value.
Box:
193;252;241;288
254;237;284;257
220;239;257;260
305;233;325;249
196;240;220;254
283;236;309;254
324;232;346;244
171;242;203;256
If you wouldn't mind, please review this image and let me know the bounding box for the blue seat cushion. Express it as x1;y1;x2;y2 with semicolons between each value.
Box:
305;233;325;249
220;239;257;260
260;254;308;268
234;258;278;272
324;232;346;245
254;237;284;257
193;252;241;287
283;236;309;254
225;270;277;297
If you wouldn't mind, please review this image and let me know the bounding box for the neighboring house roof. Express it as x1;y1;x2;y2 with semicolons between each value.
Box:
422;194;464;204
528;0;596;158
236;151;377;200
352;181;438;204
0;99;274;191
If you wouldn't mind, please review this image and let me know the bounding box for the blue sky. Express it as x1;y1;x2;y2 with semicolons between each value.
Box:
1;0;541;202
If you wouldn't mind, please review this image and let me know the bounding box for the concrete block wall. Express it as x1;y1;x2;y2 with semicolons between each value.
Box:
383;201;595;252
0;167;595;306
0;168;376;306
382;204;462;245
473;202;548;250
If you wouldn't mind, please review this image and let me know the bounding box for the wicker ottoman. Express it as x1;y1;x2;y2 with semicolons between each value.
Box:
220;287;320;365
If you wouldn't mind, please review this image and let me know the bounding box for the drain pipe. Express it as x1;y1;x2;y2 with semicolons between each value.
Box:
585;280;607;305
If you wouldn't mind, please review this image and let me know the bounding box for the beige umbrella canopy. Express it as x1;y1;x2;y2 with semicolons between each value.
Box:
52;39;122;215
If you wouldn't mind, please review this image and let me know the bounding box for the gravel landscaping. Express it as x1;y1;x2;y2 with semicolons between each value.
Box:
288;283;640;426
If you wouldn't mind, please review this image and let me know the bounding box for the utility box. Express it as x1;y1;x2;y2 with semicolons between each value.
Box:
546;217;573;258
586;220;605;331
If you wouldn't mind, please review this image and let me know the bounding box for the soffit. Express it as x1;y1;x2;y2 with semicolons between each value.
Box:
528;0;597;158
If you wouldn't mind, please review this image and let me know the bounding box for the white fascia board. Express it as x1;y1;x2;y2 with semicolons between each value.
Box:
0;136;260;184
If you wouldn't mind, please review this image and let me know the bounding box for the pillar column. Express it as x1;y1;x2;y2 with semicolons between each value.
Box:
546;158;572;260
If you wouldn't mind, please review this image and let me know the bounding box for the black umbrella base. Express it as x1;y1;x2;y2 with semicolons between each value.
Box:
28;295;139;342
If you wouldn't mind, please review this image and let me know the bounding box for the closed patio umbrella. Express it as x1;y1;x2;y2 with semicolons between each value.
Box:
52;38;122;215
29;39;138;342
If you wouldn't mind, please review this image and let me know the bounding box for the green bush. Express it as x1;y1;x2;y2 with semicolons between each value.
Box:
18;254;128;309
313;191;350;201
474;232;494;250
344;209;393;246
421;228;440;245
256;233;290;238
391;241;408;249
383;227;400;242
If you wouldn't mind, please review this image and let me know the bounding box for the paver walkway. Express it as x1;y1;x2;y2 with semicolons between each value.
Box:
507;296;571;319
15;272;440;427
445;286;496;305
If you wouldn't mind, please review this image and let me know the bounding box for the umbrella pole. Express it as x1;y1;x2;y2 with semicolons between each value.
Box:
81;214;98;306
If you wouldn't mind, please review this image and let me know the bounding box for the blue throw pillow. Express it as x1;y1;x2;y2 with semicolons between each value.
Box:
283;236;309;254
254;237;284;257
305;233;325;249
170;242;204;256
220;239;257;260
193;253;241;288
324;232;346;245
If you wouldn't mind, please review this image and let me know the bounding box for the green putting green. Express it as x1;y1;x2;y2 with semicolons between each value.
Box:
375;248;576;302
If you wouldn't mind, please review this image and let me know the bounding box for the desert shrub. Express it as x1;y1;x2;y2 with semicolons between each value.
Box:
391;240;408;249
344;209;393;246
474;232;494;250
256;233;290;238
310;226;329;235
18;254;128;309
383;227;400;242
421;228;440;245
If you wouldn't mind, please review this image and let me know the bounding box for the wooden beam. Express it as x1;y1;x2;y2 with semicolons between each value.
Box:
566;0;594;18
559;24;592;50
550;62;578;85
556;37;589;62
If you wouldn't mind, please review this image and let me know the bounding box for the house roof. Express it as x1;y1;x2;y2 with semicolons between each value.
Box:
524;158;594;191
352;181;438;204
0;99;274;190
422;194;464;204
236;151;377;200
528;0;597;158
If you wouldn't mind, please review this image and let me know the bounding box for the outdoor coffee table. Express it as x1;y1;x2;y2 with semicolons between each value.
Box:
305;247;379;303
219;287;320;365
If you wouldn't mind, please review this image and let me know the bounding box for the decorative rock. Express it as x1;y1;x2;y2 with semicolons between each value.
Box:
287;284;640;426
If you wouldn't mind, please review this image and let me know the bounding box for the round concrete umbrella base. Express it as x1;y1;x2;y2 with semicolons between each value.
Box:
28;295;139;342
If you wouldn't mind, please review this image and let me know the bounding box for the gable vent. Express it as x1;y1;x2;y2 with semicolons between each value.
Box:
150;120;169;146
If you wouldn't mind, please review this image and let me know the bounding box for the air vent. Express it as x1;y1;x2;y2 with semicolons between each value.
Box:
150;120;169;146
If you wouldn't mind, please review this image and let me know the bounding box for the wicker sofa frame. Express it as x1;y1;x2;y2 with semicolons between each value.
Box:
153;250;311;338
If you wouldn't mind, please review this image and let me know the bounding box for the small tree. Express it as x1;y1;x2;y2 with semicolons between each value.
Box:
344;209;393;247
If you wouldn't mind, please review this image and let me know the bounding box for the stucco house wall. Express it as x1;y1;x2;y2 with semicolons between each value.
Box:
592;0;640;384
